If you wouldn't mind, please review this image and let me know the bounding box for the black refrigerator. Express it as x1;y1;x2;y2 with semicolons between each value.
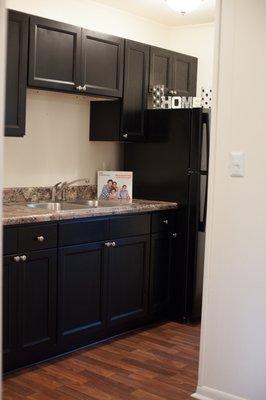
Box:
124;108;210;322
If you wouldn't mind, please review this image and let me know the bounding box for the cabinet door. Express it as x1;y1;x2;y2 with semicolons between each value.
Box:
121;40;149;142
81;29;124;97
172;53;198;97
58;242;107;348
5;10;28;137
3;256;18;370
17;249;57;359
150;232;172;315
28;16;81;92
149;46;172;92
107;235;150;329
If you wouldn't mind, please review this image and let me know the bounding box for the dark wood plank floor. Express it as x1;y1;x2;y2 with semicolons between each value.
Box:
3;322;200;400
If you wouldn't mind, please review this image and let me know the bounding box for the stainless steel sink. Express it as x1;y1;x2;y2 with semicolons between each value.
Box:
26;202;90;211
26;199;128;211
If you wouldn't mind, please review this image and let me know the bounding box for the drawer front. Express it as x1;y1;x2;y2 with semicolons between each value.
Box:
59;218;109;246
109;214;150;239
18;224;58;251
151;210;177;233
3;227;18;255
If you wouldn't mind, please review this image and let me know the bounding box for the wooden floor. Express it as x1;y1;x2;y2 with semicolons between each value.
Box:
3;322;200;400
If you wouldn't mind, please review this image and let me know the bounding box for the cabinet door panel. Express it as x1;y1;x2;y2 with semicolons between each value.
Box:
3;257;17;357
81;29;124;97
5;11;28;137
149;46;172;92
150;232;172;315
108;235;150;327
58;243;107;346
172;53;198;97
29;16;81;91
121;40;149;141
18;249;57;352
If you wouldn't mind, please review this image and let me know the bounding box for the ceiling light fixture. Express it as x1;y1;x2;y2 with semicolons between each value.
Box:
165;0;203;15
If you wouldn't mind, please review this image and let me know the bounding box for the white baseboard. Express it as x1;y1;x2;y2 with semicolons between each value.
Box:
191;386;248;400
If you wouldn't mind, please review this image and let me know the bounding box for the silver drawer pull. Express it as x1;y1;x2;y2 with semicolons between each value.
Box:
14;256;20;262
172;233;177;238
163;219;169;225
111;242;116;247
20;255;27;262
105;242;111;247
37;235;45;242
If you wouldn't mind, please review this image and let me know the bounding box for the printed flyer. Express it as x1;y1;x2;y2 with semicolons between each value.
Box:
97;171;133;201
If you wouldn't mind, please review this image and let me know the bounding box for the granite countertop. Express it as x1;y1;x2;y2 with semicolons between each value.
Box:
2;199;178;226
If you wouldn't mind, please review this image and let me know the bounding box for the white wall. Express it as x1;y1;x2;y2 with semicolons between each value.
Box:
170;23;215;96
4;90;123;187
193;1;266;399
4;0;170;188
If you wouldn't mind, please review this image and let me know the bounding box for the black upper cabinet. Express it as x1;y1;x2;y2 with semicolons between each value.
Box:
107;235;150;330
58;242;107;348
81;30;124;97
121;40;149;142
149;46;198;97
28;16;82;92
5;10;28;137
149;46;172;92
172;52;198;97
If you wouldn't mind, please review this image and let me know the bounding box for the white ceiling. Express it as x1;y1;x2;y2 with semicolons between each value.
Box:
92;0;215;27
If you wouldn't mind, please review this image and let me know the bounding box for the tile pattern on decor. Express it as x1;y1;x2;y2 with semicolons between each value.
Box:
3;185;97;204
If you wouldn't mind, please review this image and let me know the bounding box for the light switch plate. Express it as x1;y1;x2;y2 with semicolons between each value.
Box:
230;151;245;177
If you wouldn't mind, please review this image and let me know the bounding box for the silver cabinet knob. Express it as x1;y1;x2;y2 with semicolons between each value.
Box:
173;90;177;95
76;86;82;91
169;90;174;95
20;255;27;262
82;85;87;91
172;233;177;238
122;133;128;139
105;242;111;247
37;235;45;242
163;219;169;225
14;256;20;262
111;242;116;247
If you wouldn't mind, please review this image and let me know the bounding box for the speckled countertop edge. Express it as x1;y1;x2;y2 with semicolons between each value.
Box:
2;199;179;226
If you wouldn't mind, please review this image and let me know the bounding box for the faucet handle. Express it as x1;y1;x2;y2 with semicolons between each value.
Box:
53;181;62;189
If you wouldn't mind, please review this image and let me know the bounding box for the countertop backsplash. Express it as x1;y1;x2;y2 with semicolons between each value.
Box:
3;185;97;204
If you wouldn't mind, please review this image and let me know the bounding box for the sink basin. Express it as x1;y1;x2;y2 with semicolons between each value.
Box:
27;202;90;211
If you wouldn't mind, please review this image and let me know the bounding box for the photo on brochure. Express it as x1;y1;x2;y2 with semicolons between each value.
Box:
97;171;133;201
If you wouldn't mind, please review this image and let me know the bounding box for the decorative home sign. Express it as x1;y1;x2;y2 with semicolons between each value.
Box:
201;87;212;109
150;85;202;110
97;171;133;201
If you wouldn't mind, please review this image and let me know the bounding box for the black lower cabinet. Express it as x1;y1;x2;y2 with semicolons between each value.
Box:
3;211;178;372
58;242;107;349
107;235;150;332
149;232;172;316
3;257;17;369
4;249;57;371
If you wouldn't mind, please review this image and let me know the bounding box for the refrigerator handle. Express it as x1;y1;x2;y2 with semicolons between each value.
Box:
199;112;210;233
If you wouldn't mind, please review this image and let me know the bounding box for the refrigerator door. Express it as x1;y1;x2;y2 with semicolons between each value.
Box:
124;109;192;204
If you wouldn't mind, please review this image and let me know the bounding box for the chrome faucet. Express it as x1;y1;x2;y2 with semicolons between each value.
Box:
51;179;90;202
